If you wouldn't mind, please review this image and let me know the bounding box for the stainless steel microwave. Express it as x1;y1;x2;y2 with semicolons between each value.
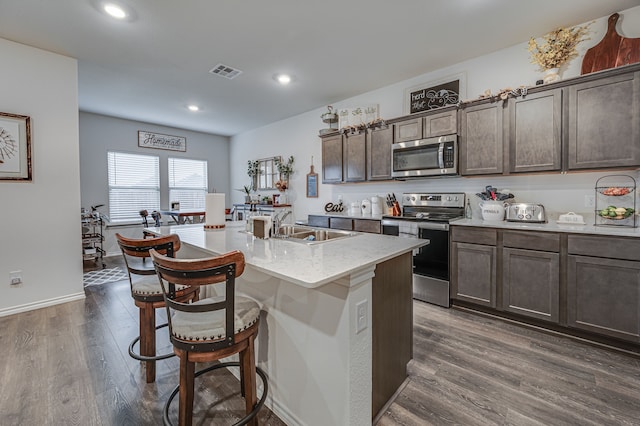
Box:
392;134;458;179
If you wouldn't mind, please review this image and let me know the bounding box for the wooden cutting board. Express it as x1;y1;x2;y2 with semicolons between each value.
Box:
581;13;640;75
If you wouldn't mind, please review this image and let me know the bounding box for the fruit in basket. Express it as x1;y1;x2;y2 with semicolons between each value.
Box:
602;187;631;196
599;206;635;219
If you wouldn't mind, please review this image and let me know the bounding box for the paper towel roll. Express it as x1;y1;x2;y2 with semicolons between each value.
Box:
205;193;226;229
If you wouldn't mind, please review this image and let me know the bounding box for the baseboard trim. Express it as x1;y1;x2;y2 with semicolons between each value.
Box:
0;292;86;318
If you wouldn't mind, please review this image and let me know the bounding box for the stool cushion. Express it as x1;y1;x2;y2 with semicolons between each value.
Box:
131;275;188;296
171;296;260;342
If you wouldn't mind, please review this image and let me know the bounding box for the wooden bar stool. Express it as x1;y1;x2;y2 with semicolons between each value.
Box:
116;233;199;383
149;249;267;426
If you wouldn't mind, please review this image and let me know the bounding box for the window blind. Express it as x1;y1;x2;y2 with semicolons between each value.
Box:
107;151;160;222
168;157;208;210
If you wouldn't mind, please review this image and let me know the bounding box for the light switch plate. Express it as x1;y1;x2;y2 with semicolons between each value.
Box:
356;299;368;334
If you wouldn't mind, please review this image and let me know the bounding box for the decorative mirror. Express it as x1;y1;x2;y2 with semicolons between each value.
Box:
255;156;281;190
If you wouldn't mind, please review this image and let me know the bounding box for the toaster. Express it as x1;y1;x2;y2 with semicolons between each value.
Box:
506;203;546;223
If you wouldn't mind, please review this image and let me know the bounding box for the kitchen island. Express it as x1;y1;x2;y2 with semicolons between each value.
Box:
146;222;426;425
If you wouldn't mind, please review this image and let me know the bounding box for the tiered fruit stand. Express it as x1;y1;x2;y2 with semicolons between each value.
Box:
595;175;637;227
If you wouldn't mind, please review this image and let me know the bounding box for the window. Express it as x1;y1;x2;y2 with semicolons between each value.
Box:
108;151;160;223
168;157;208;209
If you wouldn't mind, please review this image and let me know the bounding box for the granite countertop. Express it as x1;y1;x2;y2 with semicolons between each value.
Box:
146;222;426;288
452;218;640;238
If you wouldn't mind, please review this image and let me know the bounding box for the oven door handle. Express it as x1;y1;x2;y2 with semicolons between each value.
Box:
417;222;449;231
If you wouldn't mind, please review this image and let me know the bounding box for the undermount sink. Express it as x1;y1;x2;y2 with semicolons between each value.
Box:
277;225;356;244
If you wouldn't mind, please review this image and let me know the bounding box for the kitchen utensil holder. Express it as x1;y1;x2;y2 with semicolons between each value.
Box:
594;175;637;227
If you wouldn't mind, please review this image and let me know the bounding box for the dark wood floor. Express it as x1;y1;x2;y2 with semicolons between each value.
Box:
2;257;640;425
0;256;285;426
379;301;640;426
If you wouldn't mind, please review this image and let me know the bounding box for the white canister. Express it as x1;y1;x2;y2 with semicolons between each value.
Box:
349;202;361;216
479;200;506;221
361;199;372;216
371;196;382;216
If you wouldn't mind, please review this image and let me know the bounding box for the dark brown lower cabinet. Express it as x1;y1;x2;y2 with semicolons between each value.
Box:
451;226;640;349
503;248;559;322
451;241;497;308
567;255;640;343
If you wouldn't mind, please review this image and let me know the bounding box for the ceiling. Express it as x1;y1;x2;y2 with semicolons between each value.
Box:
1;0;639;136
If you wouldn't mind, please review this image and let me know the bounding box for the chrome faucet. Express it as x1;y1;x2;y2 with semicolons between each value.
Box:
272;209;292;237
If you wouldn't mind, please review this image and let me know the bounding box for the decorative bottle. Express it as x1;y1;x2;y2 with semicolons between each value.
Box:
465;199;472;219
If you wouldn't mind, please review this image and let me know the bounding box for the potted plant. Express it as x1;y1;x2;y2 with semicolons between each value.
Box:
528;23;591;83
237;185;252;203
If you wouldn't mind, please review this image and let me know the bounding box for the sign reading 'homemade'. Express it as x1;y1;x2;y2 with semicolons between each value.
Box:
138;131;187;152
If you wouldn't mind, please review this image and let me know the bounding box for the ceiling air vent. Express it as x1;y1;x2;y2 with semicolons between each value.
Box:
209;64;243;80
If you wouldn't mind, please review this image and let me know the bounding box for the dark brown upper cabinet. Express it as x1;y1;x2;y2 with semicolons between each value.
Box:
565;71;640;170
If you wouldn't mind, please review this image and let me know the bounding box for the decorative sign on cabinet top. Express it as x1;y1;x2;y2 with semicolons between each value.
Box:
404;72;466;115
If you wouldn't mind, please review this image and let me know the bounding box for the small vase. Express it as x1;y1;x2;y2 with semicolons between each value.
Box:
280;191;288;205
543;67;560;84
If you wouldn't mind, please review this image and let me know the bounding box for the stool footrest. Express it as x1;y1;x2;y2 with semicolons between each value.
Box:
162;361;268;426
128;322;175;361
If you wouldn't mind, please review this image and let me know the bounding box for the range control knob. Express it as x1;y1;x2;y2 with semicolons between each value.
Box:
518;214;524;219
525;214;532;220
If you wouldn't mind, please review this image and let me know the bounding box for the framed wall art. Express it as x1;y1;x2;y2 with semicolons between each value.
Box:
0;112;32;181
403;72;467;115
138;130;187;152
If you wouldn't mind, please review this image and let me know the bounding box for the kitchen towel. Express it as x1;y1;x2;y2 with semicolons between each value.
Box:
205;193;226;229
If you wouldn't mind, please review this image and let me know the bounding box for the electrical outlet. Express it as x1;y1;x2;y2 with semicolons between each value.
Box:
585;195;595;208
10;271;22;286
356;299;368;334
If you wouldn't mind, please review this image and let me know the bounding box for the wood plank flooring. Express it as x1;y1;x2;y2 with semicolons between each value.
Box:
0;257;285;426
378;301;640;426
2;257;640;425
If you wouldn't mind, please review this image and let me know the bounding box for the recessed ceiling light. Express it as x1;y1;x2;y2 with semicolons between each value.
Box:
274;74;294;85
91;0;137;22
103;3;127;19
187;105;200;112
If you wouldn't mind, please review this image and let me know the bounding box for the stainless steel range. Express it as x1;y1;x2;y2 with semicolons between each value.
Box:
382;192;465;307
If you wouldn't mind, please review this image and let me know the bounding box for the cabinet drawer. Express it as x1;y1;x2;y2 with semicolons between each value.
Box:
568;235;640;262
330;217;353;231
503;230;560;252
451;226;497;245
308;215;329;228
354;219;381;234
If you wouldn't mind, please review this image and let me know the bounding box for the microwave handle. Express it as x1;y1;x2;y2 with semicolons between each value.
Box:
438;143;445;169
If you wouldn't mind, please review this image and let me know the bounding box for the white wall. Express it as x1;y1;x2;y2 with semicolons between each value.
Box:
0;38;83;316
231;6;640;222
79;112;231;255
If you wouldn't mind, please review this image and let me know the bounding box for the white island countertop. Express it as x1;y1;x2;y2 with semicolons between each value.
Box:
146;221;426;288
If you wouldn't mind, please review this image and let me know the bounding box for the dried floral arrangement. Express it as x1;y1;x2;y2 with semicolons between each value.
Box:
339;118;387;135
528;23;591;71
275;179;288;192
477;86;529;102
